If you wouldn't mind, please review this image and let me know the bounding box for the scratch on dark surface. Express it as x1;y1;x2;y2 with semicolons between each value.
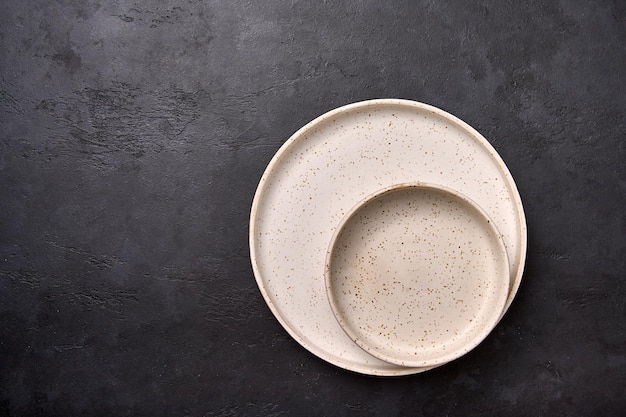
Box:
53;344;87;352
0;269;42;290
152;254;250;284
537;248;570;261
206;403;287;417
556;285;607;308
153;274;199;283
326;62;360;79
46;240;127;270
59;289;139;313
0;89;25;115
115;5;186;27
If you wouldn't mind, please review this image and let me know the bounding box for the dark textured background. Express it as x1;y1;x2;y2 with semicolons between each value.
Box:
1;0;624;415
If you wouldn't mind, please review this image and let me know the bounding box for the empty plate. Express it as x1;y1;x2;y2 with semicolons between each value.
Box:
325;183;510;367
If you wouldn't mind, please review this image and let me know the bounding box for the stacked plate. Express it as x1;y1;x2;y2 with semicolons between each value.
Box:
249;99;527;375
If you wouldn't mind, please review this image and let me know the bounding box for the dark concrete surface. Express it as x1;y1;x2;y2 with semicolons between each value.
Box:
1;0;624;415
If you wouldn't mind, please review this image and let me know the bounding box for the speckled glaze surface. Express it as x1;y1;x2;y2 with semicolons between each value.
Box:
249;99;527;376
325;183;509;368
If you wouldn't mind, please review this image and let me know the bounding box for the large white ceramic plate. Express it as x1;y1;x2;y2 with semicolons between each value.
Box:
325;183;510;368
249;99;527;376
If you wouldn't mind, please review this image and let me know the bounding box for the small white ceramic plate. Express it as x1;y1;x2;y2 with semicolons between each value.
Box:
249;99;527;376
325;183;509;368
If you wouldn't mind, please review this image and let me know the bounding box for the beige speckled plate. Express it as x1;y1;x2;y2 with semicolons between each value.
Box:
249;99;527;376
325;183;510;368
